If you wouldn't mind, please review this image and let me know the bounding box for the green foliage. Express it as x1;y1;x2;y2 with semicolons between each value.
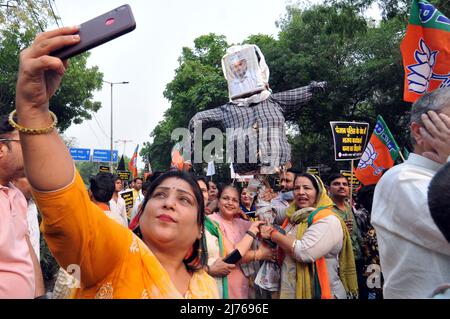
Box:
141;34;229;171
0;0;53;31
0;2;104;131
327;0;449;21
142;0;429;173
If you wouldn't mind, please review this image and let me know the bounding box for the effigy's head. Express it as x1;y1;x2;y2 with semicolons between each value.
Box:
221;44;269;100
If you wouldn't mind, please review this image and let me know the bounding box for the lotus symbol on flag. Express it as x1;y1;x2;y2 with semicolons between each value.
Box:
406;39;450;94
358;142;385;176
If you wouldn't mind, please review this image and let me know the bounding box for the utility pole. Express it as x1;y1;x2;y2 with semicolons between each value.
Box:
103;80;129;172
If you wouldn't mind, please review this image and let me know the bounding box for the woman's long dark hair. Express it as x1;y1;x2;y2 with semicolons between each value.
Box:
134;170;207;272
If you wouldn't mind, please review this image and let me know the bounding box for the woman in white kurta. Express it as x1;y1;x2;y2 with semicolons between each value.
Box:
262;173;358;299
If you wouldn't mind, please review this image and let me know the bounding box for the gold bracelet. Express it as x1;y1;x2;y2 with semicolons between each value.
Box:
8;110;57;135
291;240;297;255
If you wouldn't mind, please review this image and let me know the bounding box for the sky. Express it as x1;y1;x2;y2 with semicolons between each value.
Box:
53;0;378;169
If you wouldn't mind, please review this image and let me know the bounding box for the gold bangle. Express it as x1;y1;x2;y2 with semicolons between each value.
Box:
8;110;57;135
291;240;297;255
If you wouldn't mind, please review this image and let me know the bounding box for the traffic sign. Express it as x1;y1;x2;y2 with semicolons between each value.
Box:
92;149;119;162
69;148;91;161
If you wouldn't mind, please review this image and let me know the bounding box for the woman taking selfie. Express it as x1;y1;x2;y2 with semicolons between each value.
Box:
13;26;218;299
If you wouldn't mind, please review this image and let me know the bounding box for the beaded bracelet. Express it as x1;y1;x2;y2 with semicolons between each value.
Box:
8;110;57;135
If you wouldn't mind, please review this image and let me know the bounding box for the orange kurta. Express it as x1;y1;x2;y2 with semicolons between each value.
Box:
34;170;219;299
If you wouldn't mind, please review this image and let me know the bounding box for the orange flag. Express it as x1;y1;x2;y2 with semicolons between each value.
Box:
128;144;139;178
355;116;400;185
171;143;185;171
400;0;450;102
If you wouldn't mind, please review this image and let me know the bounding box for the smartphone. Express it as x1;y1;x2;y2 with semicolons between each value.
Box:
223;249;242;264
50;4;136;60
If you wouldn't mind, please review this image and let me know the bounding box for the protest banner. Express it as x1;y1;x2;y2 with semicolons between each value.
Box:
340;170;361;192
120;190;134;211
99;165;110;173
330;121;369;202
117;170;131;181
330;122;370;161
306;166;320;176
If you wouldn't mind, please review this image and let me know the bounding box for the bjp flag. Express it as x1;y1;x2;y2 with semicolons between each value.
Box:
128;144;139;178
355;116;400;185
400;0;450;103
171;143;185;171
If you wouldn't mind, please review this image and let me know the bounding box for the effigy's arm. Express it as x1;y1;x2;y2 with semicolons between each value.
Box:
188;107;224;162
272;81;327;114
188;107;224;133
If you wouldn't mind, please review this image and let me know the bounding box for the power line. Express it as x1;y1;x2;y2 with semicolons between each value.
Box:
86;121;104;147
92;113;109;139
24;0;44;32
47;0;60;27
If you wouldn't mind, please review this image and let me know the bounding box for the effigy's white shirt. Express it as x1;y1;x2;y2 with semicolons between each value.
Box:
372;153;450;298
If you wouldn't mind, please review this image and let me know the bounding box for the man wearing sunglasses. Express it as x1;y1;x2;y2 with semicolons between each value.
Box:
0;115;44;298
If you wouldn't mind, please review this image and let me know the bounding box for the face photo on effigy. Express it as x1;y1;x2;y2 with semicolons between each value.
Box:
223;46;265;99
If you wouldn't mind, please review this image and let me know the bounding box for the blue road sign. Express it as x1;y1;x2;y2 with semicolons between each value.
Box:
69;148;91;161
92;149;119;162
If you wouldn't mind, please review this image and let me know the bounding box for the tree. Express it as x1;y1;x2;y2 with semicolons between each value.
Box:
143;1;431;176
0;1;104;131
0;0;53;31
326;0;450;20
141;34;229;172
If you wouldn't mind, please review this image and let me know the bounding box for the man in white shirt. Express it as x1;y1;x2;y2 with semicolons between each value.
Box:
130;180;150;221
372;87;450;298
428;161;450;298
269;169;297;212
109;176;128;227
89;172;126;227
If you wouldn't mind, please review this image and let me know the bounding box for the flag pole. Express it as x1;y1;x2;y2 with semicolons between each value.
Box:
398;150;406;162
350;160;354;205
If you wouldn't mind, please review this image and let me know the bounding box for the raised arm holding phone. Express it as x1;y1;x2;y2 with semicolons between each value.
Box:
14;25;219;299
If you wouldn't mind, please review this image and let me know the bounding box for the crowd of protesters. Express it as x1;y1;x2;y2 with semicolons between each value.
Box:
1;26;450;300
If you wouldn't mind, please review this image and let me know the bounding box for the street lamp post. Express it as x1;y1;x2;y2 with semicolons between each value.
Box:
115;139;133;158
103;80;129;172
